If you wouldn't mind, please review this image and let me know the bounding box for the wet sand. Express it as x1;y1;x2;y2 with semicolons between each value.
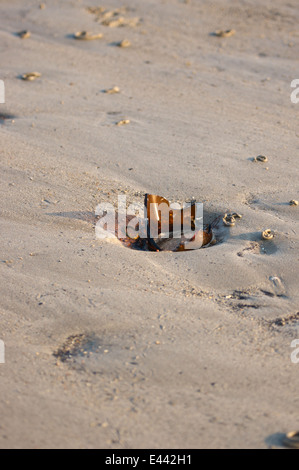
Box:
0;0;299;448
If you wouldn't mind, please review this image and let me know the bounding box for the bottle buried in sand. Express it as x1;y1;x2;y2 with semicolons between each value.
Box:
95;194;217;252
144;194;215;251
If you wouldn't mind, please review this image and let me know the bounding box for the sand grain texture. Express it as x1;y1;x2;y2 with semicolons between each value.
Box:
0;0;299;449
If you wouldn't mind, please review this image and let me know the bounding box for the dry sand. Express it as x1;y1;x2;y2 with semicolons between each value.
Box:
0;0;299;449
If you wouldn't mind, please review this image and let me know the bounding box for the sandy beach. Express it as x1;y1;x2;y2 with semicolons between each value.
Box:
0;0;299;449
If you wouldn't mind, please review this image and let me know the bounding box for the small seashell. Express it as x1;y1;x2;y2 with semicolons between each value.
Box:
116;119;130;126
282;431;299;449
223;212;242;227
117;39;131;48
74;31;103;40
17;30;31;39
261;229;273;240
223;216;235;227
21;72;41;81
253;155;268;163
214;29;236;38
289;199;298;206
230;212;242;219
105;86;120;94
